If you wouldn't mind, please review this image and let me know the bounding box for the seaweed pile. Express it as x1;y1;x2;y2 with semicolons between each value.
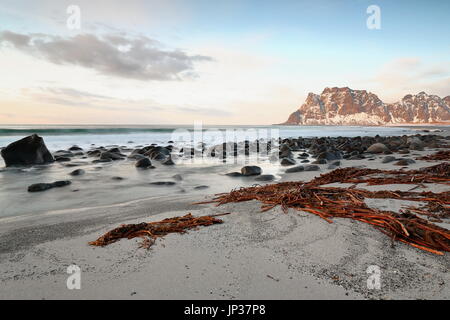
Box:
416;150;450;161
307;163;450;186
196;184;449;255
196;163;450;255
90;163;449;255
90;213;228;248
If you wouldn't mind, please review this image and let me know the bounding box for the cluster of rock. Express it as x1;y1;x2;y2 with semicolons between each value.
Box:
1;133;448;192
272;134;447;170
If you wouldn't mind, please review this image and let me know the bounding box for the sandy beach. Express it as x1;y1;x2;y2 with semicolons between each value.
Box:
0;130;448;300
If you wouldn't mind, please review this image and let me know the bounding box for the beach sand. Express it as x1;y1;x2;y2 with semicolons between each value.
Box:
0;138;449;300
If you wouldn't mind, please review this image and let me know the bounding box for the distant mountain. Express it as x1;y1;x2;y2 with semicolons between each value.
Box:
283;87;450;125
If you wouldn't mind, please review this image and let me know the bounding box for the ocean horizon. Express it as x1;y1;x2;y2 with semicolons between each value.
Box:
0;124;420;152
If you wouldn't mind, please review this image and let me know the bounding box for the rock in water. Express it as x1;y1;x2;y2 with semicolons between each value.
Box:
225;172;242;177
70;169;85;176
285;165;304;173
382;156;396;163
135;158;152;168
1;134;54;167
28;183;54;192
394;159;415;166
303;165;320;171
241;166;262;176
28;180;71;192
280;158;296;166
255;174;275;181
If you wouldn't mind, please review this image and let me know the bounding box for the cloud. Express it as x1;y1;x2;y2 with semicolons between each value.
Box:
22;87;234;118
176;106;233;117
369;57;450;101
22;87;162;112
0;30;213;81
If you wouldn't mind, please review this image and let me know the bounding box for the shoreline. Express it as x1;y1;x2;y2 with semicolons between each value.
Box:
0;131;449;300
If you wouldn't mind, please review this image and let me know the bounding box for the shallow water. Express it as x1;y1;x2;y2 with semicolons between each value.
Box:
0;153;291;219
0;125;418;219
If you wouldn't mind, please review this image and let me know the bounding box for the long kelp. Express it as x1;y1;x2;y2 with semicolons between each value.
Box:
195;183;450;255
90;213;228;248
307;162;450;186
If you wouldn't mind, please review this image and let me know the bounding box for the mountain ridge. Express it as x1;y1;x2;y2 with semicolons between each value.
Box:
283;87;450;126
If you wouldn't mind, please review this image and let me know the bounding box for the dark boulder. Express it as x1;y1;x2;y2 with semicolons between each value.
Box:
285;165;304;173
28;183;54;192
394;159;415;166
194;185;210;190
135;158;152;168
317;151;342;161
100;151;124;161
241;166;262;176
162;157;175;165
28;180;71;192
382;156;396;163
280;158;296;166
150;181;176;186
52;180;72;187
69;145;83;151
303;165;320;171
226;172;243;177
255;174;276;181
69;169;85;176
55;156;71;162
1;134;54;167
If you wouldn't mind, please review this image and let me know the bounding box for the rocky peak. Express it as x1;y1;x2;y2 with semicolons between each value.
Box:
284;87;450;125
444;96;450;105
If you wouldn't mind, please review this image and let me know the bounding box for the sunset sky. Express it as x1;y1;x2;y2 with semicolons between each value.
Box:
0;0;449;125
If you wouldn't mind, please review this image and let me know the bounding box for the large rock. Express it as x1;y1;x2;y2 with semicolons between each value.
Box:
135;157;152;168
1;134;54;167
407;137;425;150
28;180;71;192
280;158;296;166
241;166;262;176
100;151;124;161
285;165;304;173
254;174;275;181
317;151;342;161
366;143;389;154
303;164;320;171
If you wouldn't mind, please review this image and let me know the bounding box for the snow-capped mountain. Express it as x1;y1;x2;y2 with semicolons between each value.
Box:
284;87;450;125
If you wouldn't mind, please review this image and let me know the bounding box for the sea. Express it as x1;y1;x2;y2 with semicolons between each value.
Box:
0;124;418;151
0;124;421;220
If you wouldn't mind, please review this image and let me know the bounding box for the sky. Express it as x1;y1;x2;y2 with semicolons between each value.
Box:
0;0;449;125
